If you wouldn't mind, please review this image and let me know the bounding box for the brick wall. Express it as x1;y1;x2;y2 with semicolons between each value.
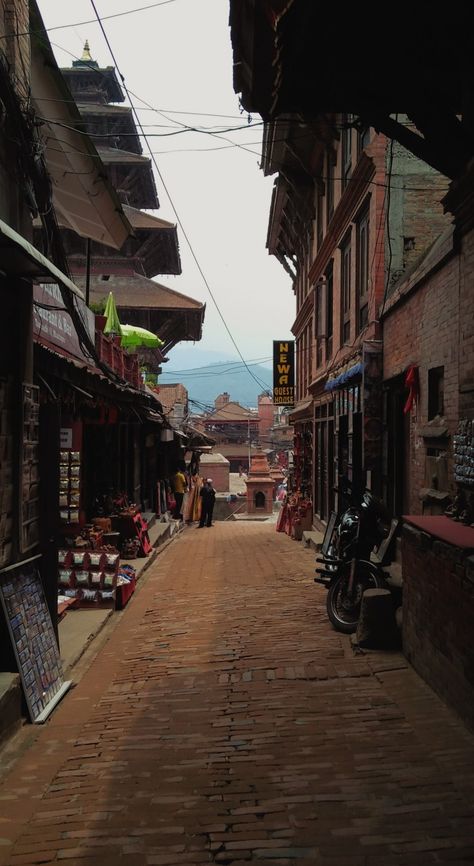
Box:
199;460;229;493
402;522;474;731
383;247;460;513
459;229;474;418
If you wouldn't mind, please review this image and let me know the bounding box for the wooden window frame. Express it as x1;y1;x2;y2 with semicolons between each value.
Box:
326;151;335;225
356;207;370;333
341;114;352;190
325;262;334;360
340;233;352;345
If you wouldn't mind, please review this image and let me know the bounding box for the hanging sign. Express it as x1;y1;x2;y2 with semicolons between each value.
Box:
273;341;295;406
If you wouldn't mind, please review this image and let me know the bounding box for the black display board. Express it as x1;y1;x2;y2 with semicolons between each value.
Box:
0;555;71;722
273;341;295;406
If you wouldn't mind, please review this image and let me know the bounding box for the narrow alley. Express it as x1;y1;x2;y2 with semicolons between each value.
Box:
1;523;474;866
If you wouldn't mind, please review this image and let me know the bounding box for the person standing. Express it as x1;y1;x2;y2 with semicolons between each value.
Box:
199;478;216;528
171;467;187;520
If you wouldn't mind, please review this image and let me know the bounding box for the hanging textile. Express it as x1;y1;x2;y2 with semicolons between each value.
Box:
403;365;420;414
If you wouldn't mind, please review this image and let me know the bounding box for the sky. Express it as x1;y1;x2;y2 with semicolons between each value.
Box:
36;0;295;374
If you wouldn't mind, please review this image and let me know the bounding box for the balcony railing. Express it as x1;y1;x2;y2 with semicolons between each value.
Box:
95;330;141;389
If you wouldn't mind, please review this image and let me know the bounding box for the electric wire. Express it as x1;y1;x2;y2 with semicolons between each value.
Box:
0;0;183;40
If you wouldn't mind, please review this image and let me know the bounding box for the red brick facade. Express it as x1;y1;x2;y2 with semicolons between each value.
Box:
382;229;459;514
402;522;474;731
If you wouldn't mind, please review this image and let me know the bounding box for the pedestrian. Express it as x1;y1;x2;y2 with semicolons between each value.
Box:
199;478;216;528
171;466;187;520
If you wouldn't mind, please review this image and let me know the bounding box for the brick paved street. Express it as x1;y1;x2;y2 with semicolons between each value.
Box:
1;522;474;866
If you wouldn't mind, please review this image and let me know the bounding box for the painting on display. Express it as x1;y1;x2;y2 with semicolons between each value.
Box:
0;557;71;723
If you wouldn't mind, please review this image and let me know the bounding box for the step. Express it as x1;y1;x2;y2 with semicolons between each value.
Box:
0;673;22;748
302;530;325;552
384;559;403;589
152;522;172;546
142;511;156;531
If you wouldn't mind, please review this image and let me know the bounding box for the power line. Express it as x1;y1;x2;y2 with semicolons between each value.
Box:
35;115;265;139
33;97;249;120
0;0;183;40
159;358;273;377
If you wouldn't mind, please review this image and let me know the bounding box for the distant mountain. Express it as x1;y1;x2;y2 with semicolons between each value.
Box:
159;348;273;409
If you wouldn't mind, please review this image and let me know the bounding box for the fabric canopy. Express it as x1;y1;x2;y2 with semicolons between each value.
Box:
103;292;122;336
120;324;164;349
324;362;364;392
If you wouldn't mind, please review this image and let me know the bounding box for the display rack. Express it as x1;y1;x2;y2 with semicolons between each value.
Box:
0;556;71;723
20;383;40;553
58;548;119;609
0;376;14;568
59;449;81;526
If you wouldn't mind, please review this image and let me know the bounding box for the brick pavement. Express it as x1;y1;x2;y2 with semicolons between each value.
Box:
1;521;474;866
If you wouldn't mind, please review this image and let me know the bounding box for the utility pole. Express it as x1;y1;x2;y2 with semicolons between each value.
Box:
248;415;251;472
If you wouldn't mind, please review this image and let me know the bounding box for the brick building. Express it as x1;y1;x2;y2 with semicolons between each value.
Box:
202;393;260;472
228;0;474;740
261;115;448;520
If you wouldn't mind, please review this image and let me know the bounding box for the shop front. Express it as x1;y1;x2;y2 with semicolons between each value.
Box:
288;399;313;499
313;342;383;524
36;344;158;621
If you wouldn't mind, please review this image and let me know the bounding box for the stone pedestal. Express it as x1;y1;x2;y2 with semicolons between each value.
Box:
245;450;274;515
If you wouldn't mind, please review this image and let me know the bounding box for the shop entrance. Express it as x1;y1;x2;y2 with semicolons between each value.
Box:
315;402;334;521
83;423;120;516
383;376;410;516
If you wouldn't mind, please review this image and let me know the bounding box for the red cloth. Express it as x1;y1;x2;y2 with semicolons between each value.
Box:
404;365;419;414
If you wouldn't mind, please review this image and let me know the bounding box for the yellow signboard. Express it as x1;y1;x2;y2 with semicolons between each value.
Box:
273;340;295;406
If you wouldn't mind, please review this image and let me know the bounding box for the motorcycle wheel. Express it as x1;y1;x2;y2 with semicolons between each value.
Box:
326;562;388;634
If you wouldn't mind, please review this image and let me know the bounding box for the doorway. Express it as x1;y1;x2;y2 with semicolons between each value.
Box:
383;376;410;516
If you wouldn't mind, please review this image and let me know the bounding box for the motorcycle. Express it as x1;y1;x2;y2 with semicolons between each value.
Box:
315;488;393;633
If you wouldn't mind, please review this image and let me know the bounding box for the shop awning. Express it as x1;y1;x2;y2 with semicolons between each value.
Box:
142;408;164;424
30;2;132;249
184;423;216;448
324;362;364;392
288;398;312;423
0;219;85;299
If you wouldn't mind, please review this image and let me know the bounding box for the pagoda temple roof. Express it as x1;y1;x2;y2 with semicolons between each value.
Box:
96;148;158;210
61;64;124;104
80;107;142;154
204;402;259;423
121;206;181;276
85;273;203;311
78;272;206;350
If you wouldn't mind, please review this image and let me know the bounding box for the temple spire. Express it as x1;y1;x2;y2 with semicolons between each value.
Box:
81;41;92;63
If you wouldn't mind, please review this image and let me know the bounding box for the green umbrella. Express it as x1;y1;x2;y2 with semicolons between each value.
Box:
103;291;122;336
120;323;164;349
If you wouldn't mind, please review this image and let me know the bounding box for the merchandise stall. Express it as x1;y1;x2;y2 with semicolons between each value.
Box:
276;490;312;538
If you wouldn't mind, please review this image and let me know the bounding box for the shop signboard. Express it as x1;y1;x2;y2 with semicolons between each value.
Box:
0;556;71;723
60;428;73;449
273;340;295;406
33;283;95;362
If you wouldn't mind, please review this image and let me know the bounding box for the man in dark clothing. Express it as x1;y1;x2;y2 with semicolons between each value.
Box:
199;478;216;527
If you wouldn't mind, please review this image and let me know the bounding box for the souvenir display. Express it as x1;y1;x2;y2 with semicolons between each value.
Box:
20;384;40;553
57;541;120;609
0;559;71;723
58;448;82;526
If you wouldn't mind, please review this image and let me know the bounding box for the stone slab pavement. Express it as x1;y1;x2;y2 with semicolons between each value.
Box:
0;521;474;866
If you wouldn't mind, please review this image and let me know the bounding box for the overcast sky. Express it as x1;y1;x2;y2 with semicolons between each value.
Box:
37;0;295;369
